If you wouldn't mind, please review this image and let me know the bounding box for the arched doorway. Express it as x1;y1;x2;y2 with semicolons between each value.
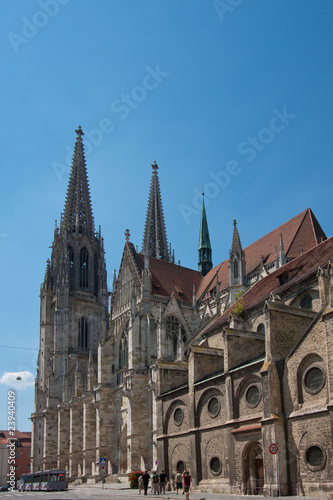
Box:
243;442;264;495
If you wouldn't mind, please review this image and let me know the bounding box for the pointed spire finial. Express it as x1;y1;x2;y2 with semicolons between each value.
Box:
234;219;237;227
198;193;212;276
125;229;130;242
152;161;158;171
75;125;84;137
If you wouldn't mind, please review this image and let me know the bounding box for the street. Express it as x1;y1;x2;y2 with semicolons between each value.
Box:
0;483;324;500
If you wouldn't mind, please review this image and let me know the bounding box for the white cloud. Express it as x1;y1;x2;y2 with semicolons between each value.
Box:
0;371;35;390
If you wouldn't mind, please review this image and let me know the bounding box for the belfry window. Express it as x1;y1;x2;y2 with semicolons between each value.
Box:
80;248;89;288
78;317;88;349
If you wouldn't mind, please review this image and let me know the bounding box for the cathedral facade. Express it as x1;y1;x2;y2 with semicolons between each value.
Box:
31;127;333;496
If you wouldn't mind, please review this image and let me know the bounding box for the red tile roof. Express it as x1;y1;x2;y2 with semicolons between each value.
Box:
137;254;203;303
196;208;326;301
0;430;31;440
202;236;333;336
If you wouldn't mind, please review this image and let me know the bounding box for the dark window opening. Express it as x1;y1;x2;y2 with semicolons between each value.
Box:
234;259;239;279
80;248;89;288
78;317;88;349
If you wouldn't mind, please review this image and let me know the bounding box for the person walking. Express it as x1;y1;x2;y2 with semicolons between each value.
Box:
138;473;144;495
152;470;159;494
159;470;167;494
182;470;191;500
142;470;150;496
175;470;182;495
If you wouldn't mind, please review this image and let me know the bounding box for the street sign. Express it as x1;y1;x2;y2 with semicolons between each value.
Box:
100;457;107;466
269;443;278;454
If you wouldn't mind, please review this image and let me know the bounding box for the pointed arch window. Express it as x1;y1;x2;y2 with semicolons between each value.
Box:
80;247;89;288
118;323;129;384
68;246;75;288
165;315;186;360
234;259;239;279
301;293;312;310
78;316;88;350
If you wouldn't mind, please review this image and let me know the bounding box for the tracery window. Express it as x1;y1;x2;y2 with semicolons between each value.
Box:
78;316;88;349
165;316;186;359
80;247;89;288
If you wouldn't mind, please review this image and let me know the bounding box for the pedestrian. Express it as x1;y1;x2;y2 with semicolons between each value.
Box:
159;470;167;494
142;470;150;496
152;470;159;495
171;470;175;491
138;473;144;495
182;469;191;500
175;470;183;495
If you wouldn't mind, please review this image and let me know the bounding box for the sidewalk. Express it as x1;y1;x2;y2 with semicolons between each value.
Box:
75;479;324;500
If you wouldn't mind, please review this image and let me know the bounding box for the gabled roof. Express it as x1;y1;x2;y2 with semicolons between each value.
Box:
202;236;333;337
137;254;202;304
197;208;326;300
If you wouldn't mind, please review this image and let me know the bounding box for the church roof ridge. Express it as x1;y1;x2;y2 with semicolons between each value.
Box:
202;235;333;337
196;208;326;300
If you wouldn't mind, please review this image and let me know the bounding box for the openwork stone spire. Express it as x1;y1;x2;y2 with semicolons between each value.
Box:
62;126;94;236
231;219;242;254
142;162;170;261
198;192;212;276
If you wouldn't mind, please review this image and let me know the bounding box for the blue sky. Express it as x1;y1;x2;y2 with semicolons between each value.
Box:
0;0;332;430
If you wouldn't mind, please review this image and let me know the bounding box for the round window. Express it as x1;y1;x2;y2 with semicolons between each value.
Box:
174;408;184;426
304;366;324;394
246;385;260;408
210;456;221;475
305;445;326;471
176;461;185;473
208;397;220;417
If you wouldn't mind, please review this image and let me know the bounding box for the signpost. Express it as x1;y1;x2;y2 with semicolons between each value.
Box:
269;443;280;496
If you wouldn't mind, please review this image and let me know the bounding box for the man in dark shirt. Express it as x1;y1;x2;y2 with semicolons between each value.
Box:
159;470;167;494
142;470;150;495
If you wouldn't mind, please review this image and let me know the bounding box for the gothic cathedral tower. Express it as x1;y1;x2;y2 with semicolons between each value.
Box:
31;127;108;472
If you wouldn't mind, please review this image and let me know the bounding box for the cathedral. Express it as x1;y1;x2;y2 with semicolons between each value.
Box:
31;127;333;496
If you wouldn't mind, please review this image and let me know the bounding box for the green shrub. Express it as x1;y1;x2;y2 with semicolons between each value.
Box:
129;471;142;489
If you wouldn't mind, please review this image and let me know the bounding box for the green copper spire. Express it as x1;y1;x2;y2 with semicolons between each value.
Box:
198;192;212;276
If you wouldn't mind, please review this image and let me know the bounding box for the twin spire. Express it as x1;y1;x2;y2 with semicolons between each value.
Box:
62;126;94;237
142;161;171;261
60;128;218;273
